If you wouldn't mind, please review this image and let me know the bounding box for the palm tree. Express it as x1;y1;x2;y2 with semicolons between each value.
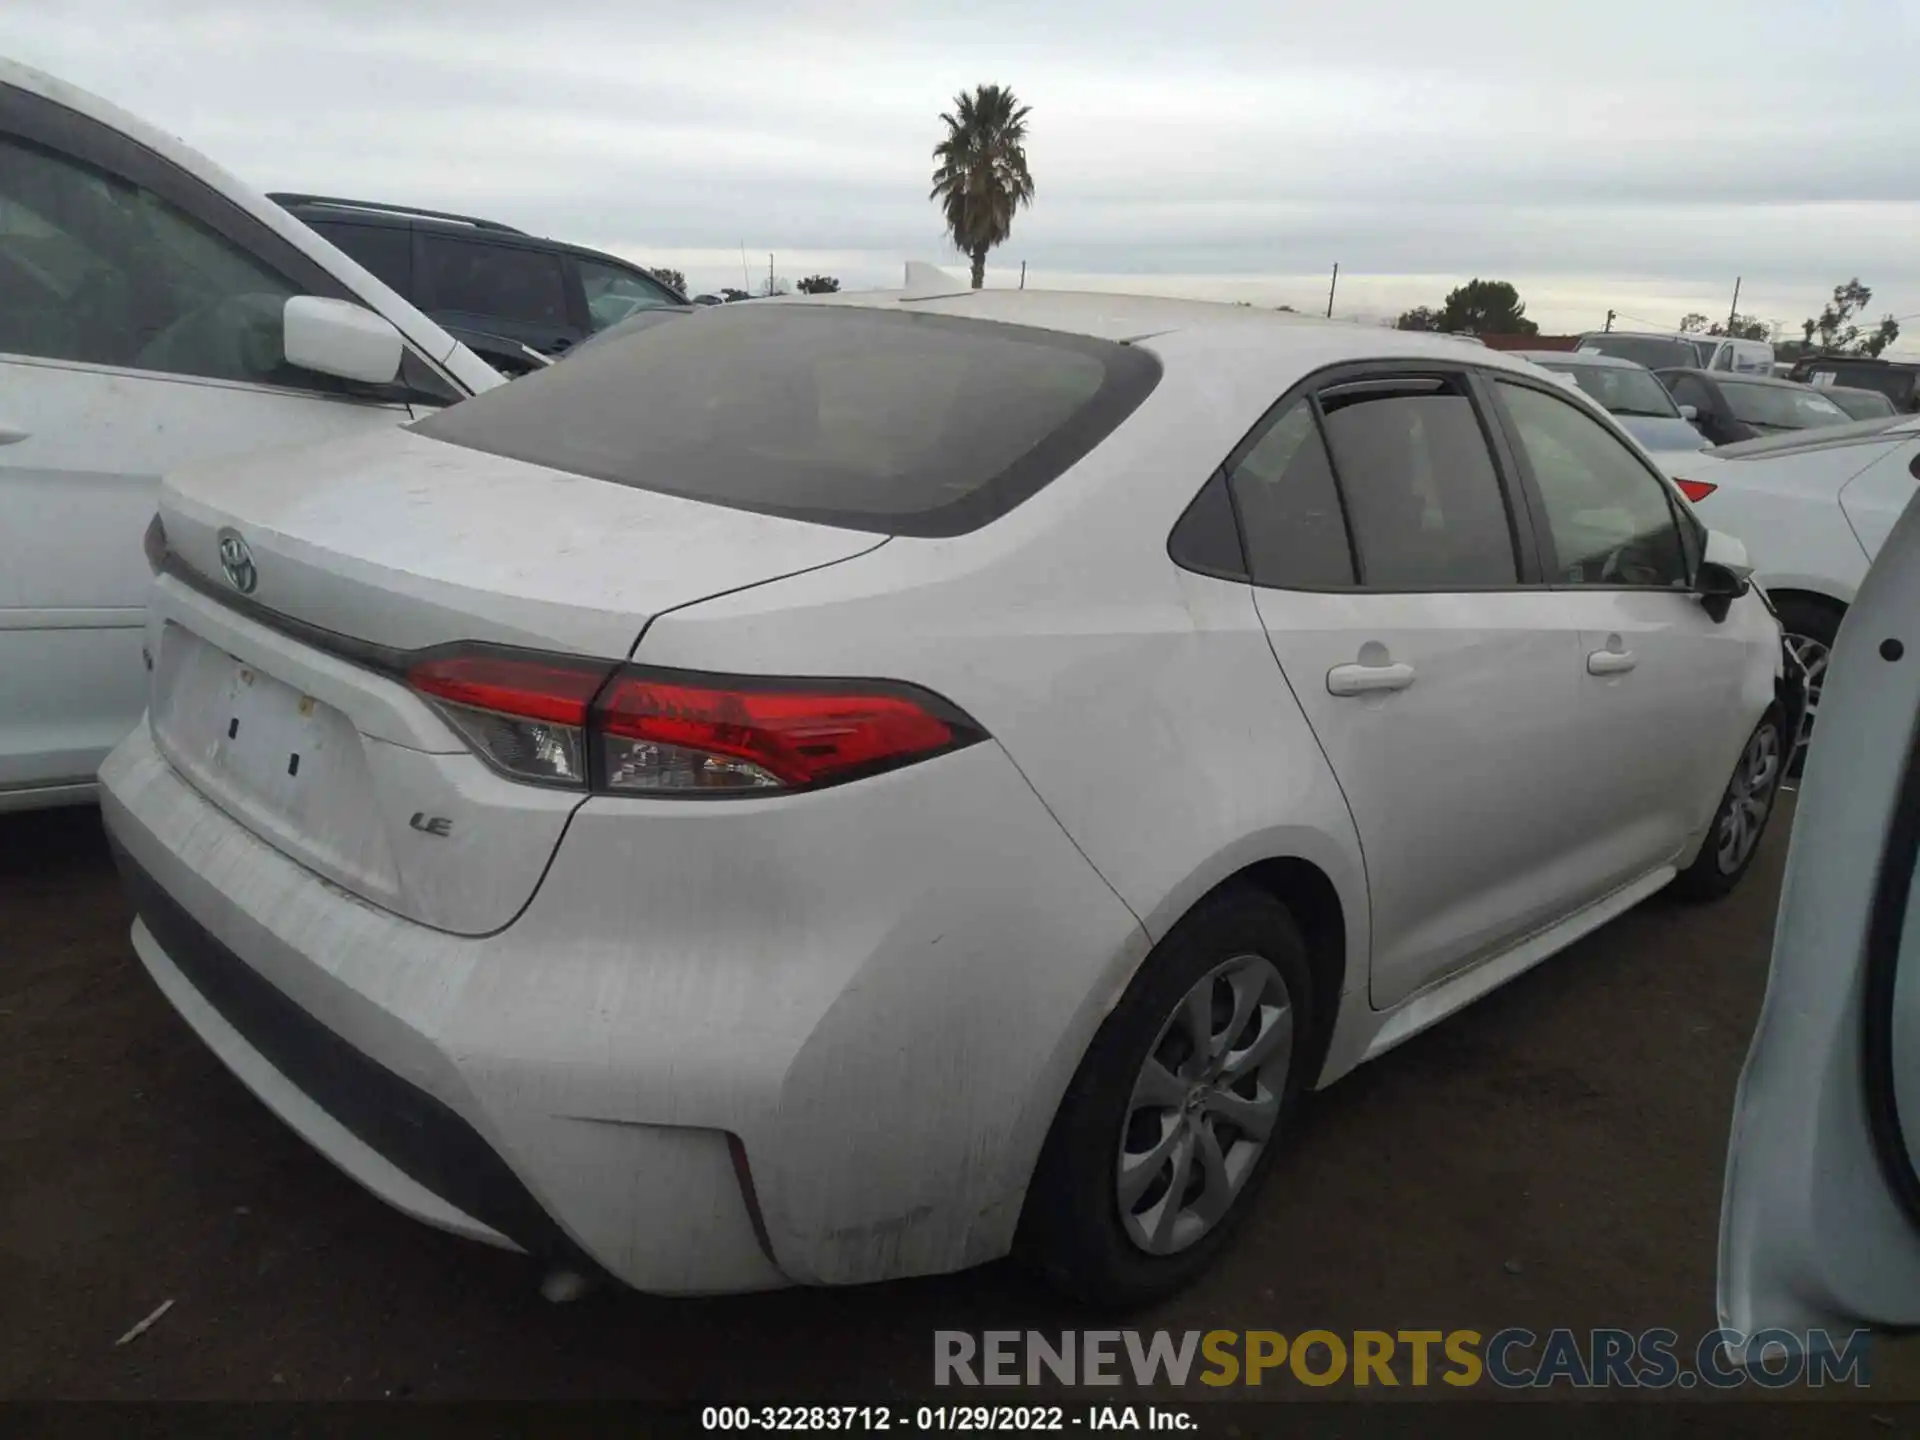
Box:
929;85;1035;290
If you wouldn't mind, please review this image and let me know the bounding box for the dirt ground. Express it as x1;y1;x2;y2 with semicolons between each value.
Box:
5;792;1918;1413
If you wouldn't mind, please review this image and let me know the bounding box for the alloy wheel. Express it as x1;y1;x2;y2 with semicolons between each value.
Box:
1783;631;1830;766
1717;721;1782;875
1116;953;1293;1255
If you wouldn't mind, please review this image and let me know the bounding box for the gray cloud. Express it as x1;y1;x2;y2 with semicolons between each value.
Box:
7;0;1920;339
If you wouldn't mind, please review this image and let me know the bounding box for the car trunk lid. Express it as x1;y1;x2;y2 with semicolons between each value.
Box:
147;427;884;933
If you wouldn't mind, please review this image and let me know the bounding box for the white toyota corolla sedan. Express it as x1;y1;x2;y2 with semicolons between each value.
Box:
102;282;1793;1305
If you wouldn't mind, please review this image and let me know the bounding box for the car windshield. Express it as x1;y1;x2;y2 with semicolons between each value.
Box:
1540;361;1681;418
408;304;1162;537
1720;381;1851;431
1798;363;1919;408
1577;335;1708;370
1827;388;1898;420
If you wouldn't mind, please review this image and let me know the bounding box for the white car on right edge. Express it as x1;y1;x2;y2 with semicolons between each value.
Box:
1665;414;1919;764
1717;473;1919;1366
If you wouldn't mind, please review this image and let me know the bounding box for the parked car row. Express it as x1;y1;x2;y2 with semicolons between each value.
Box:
1574;328;1776;376
10;57;1916;1323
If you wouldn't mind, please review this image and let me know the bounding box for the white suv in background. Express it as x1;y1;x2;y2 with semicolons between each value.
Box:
1575;330;1775;376
0;59;501;813
1666;415;1918;764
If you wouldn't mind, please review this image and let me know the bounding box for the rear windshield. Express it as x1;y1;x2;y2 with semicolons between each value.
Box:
1541;361;1680;419
1576;336;1706;370
409;304;1162;537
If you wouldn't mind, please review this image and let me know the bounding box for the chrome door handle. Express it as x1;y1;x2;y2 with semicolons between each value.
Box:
0;421;29;446
1587;648;1638;675
1327;661;1416;696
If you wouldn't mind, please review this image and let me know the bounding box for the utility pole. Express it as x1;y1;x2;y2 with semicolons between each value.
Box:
1726;277;1742;335
1325;262;1339;319
768;253;774;297
1019;261;1026;291
1604;308;1616;333
739;243;750;294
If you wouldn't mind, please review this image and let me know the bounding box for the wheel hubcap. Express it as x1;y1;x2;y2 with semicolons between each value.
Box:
1116;953;1293;1256
1784;631;1829;764
1717;722;1782;874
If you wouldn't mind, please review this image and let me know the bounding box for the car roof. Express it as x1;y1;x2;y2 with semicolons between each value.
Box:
274;194;657;275
784;285;1577;381
1515;349;1648;370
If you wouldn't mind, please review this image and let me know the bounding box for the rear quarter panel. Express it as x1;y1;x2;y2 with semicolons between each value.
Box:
634;349;1371;1039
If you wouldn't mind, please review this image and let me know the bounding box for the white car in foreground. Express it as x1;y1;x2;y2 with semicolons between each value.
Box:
104;287;1791;1303
0;59;501;813
1664;415;1918;762
1718;478;1919;1362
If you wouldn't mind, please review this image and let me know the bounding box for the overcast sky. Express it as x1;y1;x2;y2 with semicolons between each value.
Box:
10;0;1920;346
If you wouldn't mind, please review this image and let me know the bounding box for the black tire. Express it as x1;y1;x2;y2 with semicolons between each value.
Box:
1671;707;1787;903
1016;885;1316;1308
1773;595;1842;778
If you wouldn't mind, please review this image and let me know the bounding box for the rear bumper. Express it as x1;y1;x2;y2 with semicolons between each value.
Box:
114;838;556;1261
102;728;784;1294
101;719;1145;1290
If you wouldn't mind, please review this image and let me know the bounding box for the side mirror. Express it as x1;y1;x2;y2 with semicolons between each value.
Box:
1697;528;1753;622
1679;404;1698;422
282;296;403;385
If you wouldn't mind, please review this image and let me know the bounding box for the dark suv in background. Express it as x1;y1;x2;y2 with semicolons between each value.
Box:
272;194;688;375
1784;355;1920;413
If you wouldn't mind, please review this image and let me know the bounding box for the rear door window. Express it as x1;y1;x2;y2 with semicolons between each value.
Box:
418;235;568;327
1315;377;1520;589
1226;400;1356;588
409;304;1162;537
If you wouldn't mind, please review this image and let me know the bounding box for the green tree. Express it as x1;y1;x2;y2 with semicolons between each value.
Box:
1709;314;1772;341
930;84;1035;290
796;275;841;294
1437;279;1537;336
1679;312;1712;333
719;287;751;303
1803;278;1901;357
1395;305;1444;331
650;267;688;296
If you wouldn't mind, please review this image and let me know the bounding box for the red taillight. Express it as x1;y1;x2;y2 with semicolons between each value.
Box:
409;652;608;728
407;647;981;795
143;514;168;574
1674;478;1718;503
596;673;968;791
407;650;613;788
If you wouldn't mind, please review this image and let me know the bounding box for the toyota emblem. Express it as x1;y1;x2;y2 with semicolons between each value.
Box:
216;528;258;594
